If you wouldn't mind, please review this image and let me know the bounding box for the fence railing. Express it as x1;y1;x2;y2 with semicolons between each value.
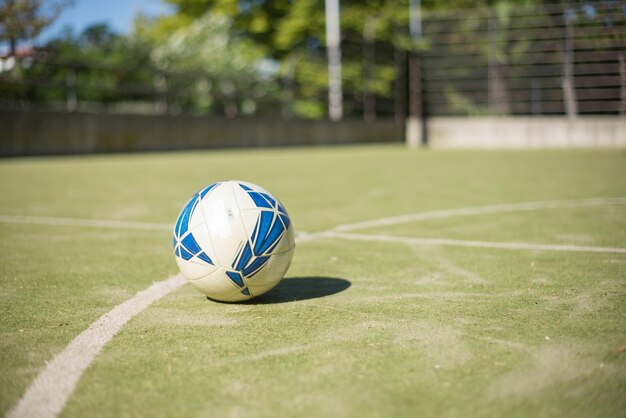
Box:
0;2;624;119
418;2;625;117
0;57;287;117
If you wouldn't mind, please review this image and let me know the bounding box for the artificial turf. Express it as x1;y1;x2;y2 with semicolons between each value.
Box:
0;146;624;418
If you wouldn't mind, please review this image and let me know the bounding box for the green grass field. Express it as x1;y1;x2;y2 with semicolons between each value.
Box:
1;145;625;418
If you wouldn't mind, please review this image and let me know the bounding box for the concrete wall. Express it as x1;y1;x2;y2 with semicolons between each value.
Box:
0;110;403;157
427;116;626;148
2;111;624;156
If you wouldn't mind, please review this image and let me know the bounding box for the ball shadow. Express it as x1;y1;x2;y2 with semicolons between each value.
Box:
247;276;351;304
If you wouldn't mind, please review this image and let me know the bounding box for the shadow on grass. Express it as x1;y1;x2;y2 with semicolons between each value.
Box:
247;276;351;304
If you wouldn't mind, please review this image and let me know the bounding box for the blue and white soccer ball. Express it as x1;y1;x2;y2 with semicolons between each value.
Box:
173;181;295;302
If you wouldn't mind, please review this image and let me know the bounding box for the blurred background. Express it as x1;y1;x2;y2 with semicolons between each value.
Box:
0;0;624;154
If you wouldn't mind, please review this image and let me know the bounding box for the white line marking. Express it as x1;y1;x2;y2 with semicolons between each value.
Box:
2;197;624;235
334;197;626;232
8;233;313;418
293;231;320;243
323;231;626;254
7;274;187;418
0;215;171;231
7;196;626;417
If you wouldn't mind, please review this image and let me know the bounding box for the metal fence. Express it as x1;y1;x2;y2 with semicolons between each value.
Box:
418;2;625;117
0;2;624;119
0;58;285;117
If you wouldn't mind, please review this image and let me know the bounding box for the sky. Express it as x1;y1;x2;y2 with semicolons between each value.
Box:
38;0;174;43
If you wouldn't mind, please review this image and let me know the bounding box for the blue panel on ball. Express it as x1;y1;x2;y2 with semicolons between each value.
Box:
173;189;214;265
241;288;250;296
248;192;273;208
175;195;198;237
196;251;212;264
179;233;212;264
243;256;269;277
181;232;202;255
228;182;291;280
255;217;284;255
233;241;253;272
255;211;274;248
262;193;276;208
226;271;245;287
180;246;194;260
200;182;219;198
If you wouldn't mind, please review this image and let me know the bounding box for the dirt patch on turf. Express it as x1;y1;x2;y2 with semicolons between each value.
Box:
359;289;526;303
149;307;238;327
411;272;449;286
476;336;530;352
486;342;599;400
356;320;473;369
437;259;491;285
542;279;624;320
409;246;491;285
530;277;552;285
234;343;317;363
394;321;473;368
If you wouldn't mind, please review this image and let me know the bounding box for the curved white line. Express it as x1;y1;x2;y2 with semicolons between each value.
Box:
7;196;625;418
8;233;312;418
7;274;187;418
2;197;624;235
334;197;626;232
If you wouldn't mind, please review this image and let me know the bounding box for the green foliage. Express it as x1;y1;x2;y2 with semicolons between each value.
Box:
293;98;325;119
444;87;489;115
0;0;72;55
133;12;194;46
141;0;414;118
150;13;262;79
6;0;611;118
5;22;154;107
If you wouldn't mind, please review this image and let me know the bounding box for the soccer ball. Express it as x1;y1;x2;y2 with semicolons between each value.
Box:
173;181;295;302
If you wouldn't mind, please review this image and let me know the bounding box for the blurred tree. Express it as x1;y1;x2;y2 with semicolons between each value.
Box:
2;0;584;117
19;22;154;108
141;0;550;118
136;9;282;116
0;0;72;56
150;14;261;77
